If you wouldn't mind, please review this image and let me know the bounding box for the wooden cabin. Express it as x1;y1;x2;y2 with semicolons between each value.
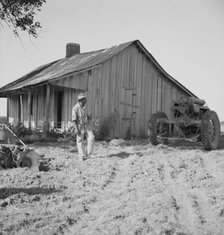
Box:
0;40;196;138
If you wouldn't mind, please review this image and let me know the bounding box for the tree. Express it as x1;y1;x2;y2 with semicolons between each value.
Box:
0;0;46;38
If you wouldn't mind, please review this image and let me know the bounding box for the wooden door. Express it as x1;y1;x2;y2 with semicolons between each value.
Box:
121;88;138;138
54;91;63;128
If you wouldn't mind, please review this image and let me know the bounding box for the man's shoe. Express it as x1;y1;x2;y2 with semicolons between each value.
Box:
83;155;88;161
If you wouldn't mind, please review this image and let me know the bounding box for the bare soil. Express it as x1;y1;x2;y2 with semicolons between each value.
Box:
1;137;224;235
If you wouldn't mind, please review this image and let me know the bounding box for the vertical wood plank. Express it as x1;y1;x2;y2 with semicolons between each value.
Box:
151;69;157;115
145;63;152;130
116;51;122;136
120;50;127;137
110;55;117;137
157;75;162;111
141;57;146;133
135;51;143;136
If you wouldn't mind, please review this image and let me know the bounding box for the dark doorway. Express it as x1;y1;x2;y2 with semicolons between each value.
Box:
56;92;63;128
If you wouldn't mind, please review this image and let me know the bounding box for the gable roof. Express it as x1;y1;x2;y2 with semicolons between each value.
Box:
0;40;196;97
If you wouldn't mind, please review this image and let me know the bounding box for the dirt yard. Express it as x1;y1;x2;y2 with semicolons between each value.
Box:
1;136;224;235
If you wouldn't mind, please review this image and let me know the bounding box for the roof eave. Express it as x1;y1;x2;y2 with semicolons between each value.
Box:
0;59;60;95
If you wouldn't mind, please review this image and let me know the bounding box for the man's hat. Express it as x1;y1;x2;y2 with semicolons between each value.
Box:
78;92;87;100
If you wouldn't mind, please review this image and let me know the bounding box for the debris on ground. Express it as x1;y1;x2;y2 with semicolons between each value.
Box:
0;145;42;172
109;138;126;146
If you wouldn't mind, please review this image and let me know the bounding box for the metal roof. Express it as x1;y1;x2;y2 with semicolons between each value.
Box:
0;40;196;97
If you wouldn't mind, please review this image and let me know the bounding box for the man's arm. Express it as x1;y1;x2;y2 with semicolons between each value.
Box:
72;120;80;134
72;106;80;134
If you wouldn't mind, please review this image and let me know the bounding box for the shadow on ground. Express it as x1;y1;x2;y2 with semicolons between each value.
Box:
107;151;143;159
167;134;224;151
0;187;62;200
167;140;202;150
219;135;224;150
108;151;131;159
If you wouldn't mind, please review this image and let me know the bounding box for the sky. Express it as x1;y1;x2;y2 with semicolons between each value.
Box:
0;0;224;120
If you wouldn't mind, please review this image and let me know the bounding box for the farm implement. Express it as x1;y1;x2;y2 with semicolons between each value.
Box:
148;97;220;150
0;124;41;171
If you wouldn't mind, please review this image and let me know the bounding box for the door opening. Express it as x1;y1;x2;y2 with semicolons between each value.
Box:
56;92;63;128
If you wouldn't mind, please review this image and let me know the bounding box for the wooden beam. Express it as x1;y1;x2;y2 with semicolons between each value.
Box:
120;101;139;108
12;90;39;95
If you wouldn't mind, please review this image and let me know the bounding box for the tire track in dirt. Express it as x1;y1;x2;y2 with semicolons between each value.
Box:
78;151;163;235
148;149;193;234
150;145;224;235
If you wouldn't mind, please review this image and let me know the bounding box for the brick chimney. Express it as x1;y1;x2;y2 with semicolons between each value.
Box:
66;43;80;58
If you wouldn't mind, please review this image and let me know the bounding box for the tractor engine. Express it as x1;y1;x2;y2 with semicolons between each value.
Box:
172;97;207;121
188;97;206;114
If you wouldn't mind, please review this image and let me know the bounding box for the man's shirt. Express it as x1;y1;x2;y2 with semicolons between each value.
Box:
72;102;87;130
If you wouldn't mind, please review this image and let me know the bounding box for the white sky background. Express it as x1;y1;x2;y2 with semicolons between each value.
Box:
0;0;224;120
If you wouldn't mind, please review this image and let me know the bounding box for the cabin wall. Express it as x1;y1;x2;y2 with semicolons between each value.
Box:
84;45;190;138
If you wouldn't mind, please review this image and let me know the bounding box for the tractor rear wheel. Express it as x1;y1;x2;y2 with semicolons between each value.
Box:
201;110;220;150
148;112;169;145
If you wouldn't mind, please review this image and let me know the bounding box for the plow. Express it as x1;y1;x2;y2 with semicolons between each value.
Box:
148;96;220;150
0;124;41;171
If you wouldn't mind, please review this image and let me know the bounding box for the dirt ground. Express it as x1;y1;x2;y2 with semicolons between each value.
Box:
1;135;224;235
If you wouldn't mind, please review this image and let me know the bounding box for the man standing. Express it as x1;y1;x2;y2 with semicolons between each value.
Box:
71;92;94;160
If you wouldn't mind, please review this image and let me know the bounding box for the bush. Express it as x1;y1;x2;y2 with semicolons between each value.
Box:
5;123;76;144
95;118;111;141
95;113;118;141
125;126;132;140
20;131;62;144
8;122;32;137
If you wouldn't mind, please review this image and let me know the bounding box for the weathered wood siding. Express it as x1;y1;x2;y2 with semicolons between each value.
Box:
85;45;189;138
8;44;190;138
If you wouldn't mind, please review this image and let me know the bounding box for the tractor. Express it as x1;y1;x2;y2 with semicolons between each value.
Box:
148;97;220;150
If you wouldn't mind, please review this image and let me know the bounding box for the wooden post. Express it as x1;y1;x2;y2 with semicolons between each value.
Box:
20;94;23;123
43;84;51;134
7;93;9;123
27;89;31;129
